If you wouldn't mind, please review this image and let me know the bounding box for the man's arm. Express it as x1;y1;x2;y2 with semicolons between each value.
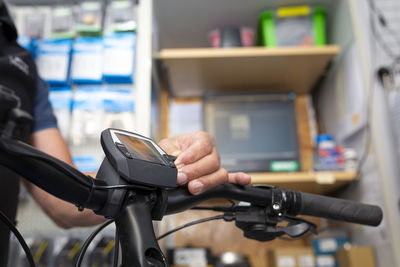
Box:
24;128;251;228
25;127;104;228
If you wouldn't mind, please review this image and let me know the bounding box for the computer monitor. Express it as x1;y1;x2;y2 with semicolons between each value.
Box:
204;94;300;172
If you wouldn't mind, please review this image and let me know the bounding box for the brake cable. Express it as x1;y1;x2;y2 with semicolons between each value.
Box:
75;219;115;267
113;227;119;267
156;214;228;240
0;210;36;267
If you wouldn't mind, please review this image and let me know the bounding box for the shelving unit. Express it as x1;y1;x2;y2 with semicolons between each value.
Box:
157;45;340;97
155;37;350;195
250;171;359;194
151;0;398;265
156;46;353;195
10;0;154;240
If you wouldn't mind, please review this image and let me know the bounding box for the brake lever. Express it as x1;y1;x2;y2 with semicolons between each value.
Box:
283;215;318;235
231;209;318;241
221;199;318;241
276;222;315;238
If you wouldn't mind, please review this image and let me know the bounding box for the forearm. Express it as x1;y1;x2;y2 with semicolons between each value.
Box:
27;128;104;228
23;181;104;228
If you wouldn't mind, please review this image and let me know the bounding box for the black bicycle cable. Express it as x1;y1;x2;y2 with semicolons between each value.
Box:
190;199;238;212
278;226;329;241
157;215;225;241
0;210;36;267
75;219;115;267
93;184;157;191
113;226;119;267
191;206;237;212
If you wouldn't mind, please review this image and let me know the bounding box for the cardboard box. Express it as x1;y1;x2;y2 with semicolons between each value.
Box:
337;246;376;267
315;255;335;267
268;247;315;267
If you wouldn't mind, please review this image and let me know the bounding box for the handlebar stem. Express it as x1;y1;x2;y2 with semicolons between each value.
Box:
116;191;168;267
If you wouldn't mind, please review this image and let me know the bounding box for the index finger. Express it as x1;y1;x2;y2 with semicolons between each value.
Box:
175;139;214;167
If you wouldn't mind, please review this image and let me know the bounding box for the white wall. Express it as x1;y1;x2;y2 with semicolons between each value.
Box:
317;0;400;266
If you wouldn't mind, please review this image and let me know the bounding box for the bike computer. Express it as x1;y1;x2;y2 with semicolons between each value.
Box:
101;128;177;188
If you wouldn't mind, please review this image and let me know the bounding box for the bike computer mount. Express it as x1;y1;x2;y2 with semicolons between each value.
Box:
100;128;177;188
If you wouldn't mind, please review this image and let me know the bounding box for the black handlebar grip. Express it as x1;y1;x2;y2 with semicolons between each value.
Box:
299;192;383;226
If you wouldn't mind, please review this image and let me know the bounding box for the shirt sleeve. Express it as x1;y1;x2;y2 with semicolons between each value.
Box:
32;78;58;133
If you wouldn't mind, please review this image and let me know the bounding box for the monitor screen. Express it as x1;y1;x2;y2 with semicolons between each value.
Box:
115;132;165;165
204;94;300;172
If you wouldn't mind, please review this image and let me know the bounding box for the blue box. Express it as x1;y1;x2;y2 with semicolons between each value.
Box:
312;237;349;255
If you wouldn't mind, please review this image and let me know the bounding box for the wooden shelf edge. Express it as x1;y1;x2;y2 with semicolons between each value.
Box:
249;171;359;194
156;45;340;59
250;171;358;183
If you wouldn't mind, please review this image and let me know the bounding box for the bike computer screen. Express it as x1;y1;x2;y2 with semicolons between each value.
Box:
114;132;166;165
101;129;177;188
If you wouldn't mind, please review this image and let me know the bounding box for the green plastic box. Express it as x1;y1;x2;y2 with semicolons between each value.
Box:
259;5;326;47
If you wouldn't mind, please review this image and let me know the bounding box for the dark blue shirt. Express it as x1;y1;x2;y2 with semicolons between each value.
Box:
0;3;58;266
33;78;58;132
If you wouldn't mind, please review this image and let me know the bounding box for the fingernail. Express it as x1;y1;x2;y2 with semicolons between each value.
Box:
171;150;182;157
177;172;188;185
175;162;185;169
242;174;251;185
175;151;187;165
245;174;251;184
191;181;204;195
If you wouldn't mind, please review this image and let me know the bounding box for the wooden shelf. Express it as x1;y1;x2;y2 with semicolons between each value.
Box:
154;0;337;49
156;45;340;98
250;171;358;194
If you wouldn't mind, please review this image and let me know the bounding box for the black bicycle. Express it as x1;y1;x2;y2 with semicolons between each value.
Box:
0;88;383;267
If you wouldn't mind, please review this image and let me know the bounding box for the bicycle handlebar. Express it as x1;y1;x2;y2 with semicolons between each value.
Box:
165;184;272;214
165;185;383;226
0;137;384;267
0;137;383;227
0;136;384;267
0;138;108;211
299;192;382;226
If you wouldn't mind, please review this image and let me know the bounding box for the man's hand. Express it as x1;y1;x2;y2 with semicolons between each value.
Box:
158;131;251;195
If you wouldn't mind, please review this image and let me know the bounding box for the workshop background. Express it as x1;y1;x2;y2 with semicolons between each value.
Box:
4;0;400;266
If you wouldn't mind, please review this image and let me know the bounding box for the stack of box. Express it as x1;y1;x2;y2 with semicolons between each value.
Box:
312;237;348;267
267;247;315;267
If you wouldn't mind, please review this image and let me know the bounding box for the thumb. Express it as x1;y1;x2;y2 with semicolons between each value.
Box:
158;139;182;156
